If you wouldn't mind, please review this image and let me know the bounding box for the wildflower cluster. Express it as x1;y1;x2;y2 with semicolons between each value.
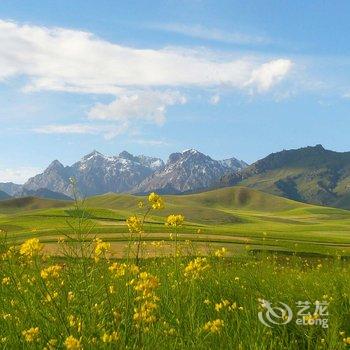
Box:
126;215;143;234
109;262;139;278
148;192;164;210
203;319;224;333
19;238;42;258
165;214;185;227
40;264;63;280
94;238;110;262
64;335;82;350
22;327;40;343
184;257;210;279
214;299;243;312
131;272;160;328
214;247;227;258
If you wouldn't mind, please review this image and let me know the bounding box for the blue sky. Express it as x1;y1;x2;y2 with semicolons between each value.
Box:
1;0;350;183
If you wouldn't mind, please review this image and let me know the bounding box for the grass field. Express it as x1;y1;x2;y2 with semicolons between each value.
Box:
1;186;350;349
1;186;350;257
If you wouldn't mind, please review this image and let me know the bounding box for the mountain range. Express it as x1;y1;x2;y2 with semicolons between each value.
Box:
2;145;350;210
1;149;246;200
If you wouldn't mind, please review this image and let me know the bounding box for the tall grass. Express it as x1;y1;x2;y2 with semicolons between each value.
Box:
0;192;349;349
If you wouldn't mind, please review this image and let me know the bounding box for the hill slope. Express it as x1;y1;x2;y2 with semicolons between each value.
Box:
221;145;350;209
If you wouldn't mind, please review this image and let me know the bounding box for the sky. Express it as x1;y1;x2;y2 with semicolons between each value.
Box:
1;0;350;183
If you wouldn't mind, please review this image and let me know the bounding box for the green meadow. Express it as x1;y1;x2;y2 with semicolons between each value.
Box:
1;186;350;257
1;186;350;349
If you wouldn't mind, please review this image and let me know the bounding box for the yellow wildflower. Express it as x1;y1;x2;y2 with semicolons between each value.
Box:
20;238;43;258
67;291;75;301
203;319;224;333
214;247;227;258
40;265;62;279
133;300;158;324
101;331;119;343
133;272;159;297
64;336;82;350
44;339;58;350
343;337;350;345
109;262;139;277
126;216;143;234
184;257;210;279
148;192;164;210
165;214;185;227
93;238;110;261
22;327;40;343
2;277;10;285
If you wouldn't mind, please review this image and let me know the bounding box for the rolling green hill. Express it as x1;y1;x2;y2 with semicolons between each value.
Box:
0;186;350;257
221;145;350;209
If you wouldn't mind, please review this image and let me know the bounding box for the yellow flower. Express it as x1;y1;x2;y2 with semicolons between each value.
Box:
22;327;40;343
101;331;120;343
133;300;158;324
148;192;165;210
165;214;185;227
343;337;350;345
20;238;43;258
214;247;227;258
45;291;59;302
40;265;62;279
2;277;10;285
67;291;75;301
203;319;224;333
44;339;58;350
133;272;159;296
184;257;210;279
131;272;160;327
126;216;143;234
93;238;110;261
64;336;82;350
109;262;139;277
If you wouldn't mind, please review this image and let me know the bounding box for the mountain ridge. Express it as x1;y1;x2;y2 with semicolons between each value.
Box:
21;149;245;198
220;145;350;209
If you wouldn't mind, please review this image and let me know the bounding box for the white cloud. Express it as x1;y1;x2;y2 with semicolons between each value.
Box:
209;94;220;105
88;90;186;125
33;123;128;140
245;59;293;93
0;167;42;184
149;23;271;45
0;20;292;94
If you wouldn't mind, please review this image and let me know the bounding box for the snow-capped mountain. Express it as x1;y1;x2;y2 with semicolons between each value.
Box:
133;149;247;194
0;182;23;196
24;151;165;197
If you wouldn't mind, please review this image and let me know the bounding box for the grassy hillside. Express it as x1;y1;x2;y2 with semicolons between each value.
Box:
0;186;350;256
221;145;350;210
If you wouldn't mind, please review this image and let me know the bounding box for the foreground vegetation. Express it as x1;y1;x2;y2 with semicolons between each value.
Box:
1;187;350;349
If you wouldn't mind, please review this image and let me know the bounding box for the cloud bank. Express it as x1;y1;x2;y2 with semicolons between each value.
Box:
0;19;293;138
0;20;292;94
